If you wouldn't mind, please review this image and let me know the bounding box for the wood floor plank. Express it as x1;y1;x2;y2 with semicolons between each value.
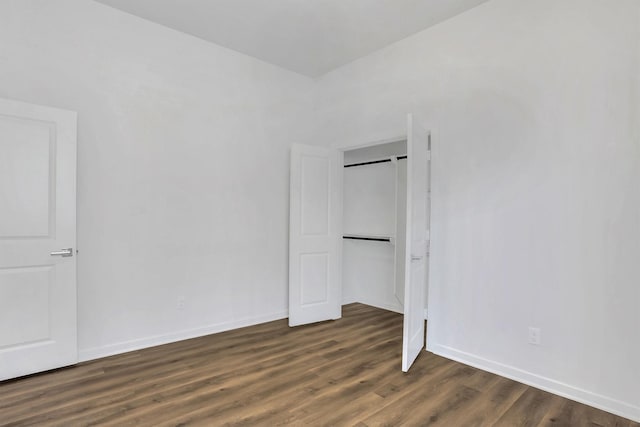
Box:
0;303;636;427
357;362;477;426
432;375;529;426
494;387;560;427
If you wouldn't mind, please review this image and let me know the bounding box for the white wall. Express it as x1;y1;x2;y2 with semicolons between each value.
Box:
0;0;314;359
312;0;640;421
343;163;397;237
342;240;398;309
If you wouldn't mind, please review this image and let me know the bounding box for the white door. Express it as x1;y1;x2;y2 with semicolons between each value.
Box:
289;144;342;326
0;98;77;381
402;114;430;372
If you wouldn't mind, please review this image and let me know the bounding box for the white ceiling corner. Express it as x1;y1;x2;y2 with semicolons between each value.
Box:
94;0;489;77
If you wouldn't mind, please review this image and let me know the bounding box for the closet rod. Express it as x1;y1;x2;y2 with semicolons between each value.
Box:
343;236;391;242
344;158;391;168
344;155;407;168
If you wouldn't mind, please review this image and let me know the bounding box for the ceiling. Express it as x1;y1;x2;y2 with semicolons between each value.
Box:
94;0;489;78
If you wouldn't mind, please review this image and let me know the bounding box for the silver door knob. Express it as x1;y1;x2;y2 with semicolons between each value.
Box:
411;255;422;261
50;248;73;257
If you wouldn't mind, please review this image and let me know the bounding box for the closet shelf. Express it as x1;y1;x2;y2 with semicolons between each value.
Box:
343;234;393;243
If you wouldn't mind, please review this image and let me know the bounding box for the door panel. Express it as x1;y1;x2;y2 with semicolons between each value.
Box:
402;114;430;372
0;266;52;348
0;98;77;381
0;116;52;237
300;253;329;305
289;144;342;326
301;155;330;235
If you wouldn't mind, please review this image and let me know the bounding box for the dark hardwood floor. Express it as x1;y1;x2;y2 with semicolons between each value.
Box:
0;303;636;426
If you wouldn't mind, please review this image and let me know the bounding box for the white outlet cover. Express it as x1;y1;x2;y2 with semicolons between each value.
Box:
528;327;541;345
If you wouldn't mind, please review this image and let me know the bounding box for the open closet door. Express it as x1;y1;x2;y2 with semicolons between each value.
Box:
289;144;342;327
402;114;430;372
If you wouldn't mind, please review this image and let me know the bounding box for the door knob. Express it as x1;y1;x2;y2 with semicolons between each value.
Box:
411;255;422;261
50;248;73;257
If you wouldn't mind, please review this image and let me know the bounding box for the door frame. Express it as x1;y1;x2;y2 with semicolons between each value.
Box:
340;135;407;310
338;123;435;354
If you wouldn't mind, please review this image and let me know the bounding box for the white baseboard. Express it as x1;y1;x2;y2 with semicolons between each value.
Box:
342;296;358;305
352;298;403;314
428;342;640;424
79;310;288;362
344;298;424;318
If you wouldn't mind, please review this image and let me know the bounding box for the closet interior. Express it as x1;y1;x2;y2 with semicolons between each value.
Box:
342;140;408;314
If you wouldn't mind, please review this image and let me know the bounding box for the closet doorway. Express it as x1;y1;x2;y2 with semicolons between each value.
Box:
288;114;431;372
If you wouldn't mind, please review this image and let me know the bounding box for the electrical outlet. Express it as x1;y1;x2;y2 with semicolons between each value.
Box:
177;297;186;311
528;327;541;345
